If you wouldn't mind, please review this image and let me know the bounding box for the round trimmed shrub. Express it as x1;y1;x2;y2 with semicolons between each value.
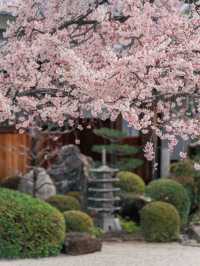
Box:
46;195;81;212
140;201;180;242
63;210;94;233
146;179;191;225
169;175;196;209
0;188;65;259
116;171;145;194
66;191;82;203
170;159;195;178
170;159;200;206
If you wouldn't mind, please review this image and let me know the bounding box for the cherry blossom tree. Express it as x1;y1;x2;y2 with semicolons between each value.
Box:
0;0;200;160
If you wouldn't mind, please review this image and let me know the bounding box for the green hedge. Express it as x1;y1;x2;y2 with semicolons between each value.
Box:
146;179;191;225
0;188;65;259
140;201;180;242
116;171;145;194
63;210;94;233
46;195;81;212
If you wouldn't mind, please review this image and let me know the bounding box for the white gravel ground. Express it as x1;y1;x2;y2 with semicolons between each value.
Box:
0;242;200;266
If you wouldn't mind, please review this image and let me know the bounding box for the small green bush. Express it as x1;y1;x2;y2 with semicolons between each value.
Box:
170;159;200;208
120;218;140;235
169;175;196;208
66;191;82;203
89;226;104;238
170;159;195;177
0;188;65;259
116;171;145;194
63;210;94;233
46;195;81;212
146;179;191;225
140;201;180;242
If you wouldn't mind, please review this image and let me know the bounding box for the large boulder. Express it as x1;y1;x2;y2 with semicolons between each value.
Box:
48;145;93;194
19;167;56;200
63;232;102;255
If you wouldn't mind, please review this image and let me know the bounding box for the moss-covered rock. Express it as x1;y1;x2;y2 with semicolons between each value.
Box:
0;188;65;259
116;171;145;194
146;179;191;225
46;195;81;212
140;201;180;242
63;210;94;233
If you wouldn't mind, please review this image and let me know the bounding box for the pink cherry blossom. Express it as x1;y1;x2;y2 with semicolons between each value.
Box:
0;0;199;160
180;152;187;160
144;142;155;161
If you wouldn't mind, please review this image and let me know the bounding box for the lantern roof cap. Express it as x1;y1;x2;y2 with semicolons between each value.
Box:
91;164;118;173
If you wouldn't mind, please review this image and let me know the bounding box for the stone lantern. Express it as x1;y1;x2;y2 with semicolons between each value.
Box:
88;149;121;232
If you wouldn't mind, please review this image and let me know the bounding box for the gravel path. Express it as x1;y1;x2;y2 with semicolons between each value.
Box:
0;242;200;266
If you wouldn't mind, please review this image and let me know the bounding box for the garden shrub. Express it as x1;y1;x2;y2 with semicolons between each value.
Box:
120;218;140;235
170;159;200;209
145;179;191;225
116;171;145;194
46;195;81;212
170;159;195;177
89;226;104;238
0;188;65;259
66;191;82;203
169;175;196;209
63;210;94;233
140;201;180;242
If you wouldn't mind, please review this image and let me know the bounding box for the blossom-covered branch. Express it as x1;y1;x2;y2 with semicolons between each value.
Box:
0;0;200;159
